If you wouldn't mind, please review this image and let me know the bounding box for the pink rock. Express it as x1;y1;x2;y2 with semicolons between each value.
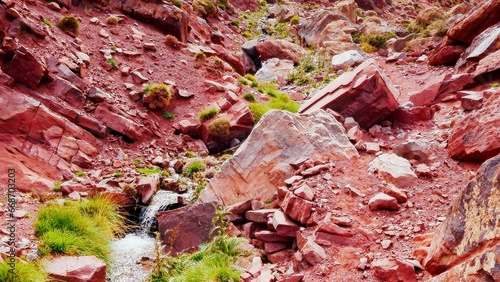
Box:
368;193;400;211
136;174;160;204
317;221;353;237
267;249;294;264
272;210;300;237
94;104;144;142
227;199;252;215
254;230;295;243
3;46;47;89
45;256;106;282
300;240;326;266
299;59;399;129
264;242;288;254
256;38;306;65
390;106;434;126
409;73;473;106
245;209;277;223
371;257;417;282
280;189;313;224
293;184;314;201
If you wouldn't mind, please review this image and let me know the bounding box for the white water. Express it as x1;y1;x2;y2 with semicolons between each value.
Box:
109;234;155;282
138;190;180;234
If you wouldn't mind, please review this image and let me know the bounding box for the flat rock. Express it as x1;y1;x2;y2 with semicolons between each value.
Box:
299;59;399;129
368;154;417;187
372;257;417;282
368;193;400;211
330;50;365;71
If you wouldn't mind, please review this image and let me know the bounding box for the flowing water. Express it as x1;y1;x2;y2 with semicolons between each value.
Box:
109;189;187;281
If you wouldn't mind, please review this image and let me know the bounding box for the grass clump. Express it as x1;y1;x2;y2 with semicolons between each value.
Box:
34;196;125;263
170;0;182;8
237;77;249;85
492;82;500;88
106;58;117;69
162;111;175;119
0;260;48;282
194;52;206;60
199;107;219;122
54;181;62;192
359;32;397;52
57;15;80;34
243;93;256;102
192;0;217;17
183;159;206;177
249;84;300;122
144;83;173;111
107;16;120;25
137;166;170;177
290;15;300;25
75;171;85;177
208;117;231;140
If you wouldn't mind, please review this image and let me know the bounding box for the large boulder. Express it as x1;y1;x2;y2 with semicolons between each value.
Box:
157;202;216;256
45;256;106;282
423;154;500;280
299;59;399;129
121;0;189;43
447;91;500;160
255;38;306;65
2;46;47;89
199;110;358;205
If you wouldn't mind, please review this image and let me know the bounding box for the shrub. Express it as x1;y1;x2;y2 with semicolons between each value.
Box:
192;0;217;17
238;77;249;85
416;7;443;25
0;260;48;282
425;19;450;37
208;117;231;139
35;196;124;263
183;159;206;177
54;181;62;192
243;93;256;102
107;16;120;25
199;107;219;122
170;0;182;8
57;15;80;34
144;83;172;111
194;51;206;60
245;73;257;82
290;15;300;25
361;41;378;53
359;32;396;51
165;34;181;50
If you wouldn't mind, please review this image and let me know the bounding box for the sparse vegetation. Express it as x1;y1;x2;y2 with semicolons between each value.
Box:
230;20;240;27
290;15;300;25
192;0;217;17
107;16;120;25
162;111;175;119
170;0;182;8
248;84;300;122
359;32;397;52
137;166;170;177
75;171;85;177
144;83;173;111
238;77;249;85
132;158;142;166
57;15;80;34
194;51;206;60
199;107;219;122
492;82;500;88
54;181;62;192
165;35;181;50
35;196;125;263
208;117;231;140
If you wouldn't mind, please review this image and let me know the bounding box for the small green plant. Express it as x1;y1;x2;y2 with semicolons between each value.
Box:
245;73;257;82
492;82;500;88
137;166;170;177
57;15;80;34
110;45;117;51
241;31;252;40
144;83;173;111
106;58;117;69
230;20;240;27
170;0;182;8
290;15;300;25
185;151;197;158
208;117;231;140
183;159;206;177
359;32;397;51
162;111;175;119
194;51;206;60
198;107;219;122
75;171;85;177
237;77;249;85
42;19;52;28
192;0;217;17
0;260;48;282
54;181;62;192
132;158;142;166
243;93;256;102
113;172;122;178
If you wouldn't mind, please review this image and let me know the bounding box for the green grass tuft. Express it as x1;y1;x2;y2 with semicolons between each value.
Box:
183;159;206;177
137;166;170;177
243;93;256;102
0;260;48;282
199;107;219;122
57;15;80;34
144;83;173;111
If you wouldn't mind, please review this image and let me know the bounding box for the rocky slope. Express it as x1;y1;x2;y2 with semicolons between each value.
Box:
0;0;499;281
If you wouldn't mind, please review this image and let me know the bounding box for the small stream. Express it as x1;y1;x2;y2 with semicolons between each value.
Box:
109;189;190;281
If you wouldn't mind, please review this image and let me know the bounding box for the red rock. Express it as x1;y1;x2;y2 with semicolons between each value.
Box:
245;209;277;223
45;256;106;282
371;257;417;282
297;9;351;46
210;44;245;75
385;184;408;203
94;104;144;142
242;222;267;239
272;210;300;237
389;106;434;126
60;180;87;195
474;49;500;78
424;155;500;279
299;59;399;129
293;184;314;201
227;199;252;215
136;174;160;204
447;92;500;160
428;39;467;66
254;230;295;243
409;73;474;106
157;203;216;256
256;38;306;65
48;77;86;108
314;231;357;246
300;240;326;266
3;46;47;89
230;0;259;12
368;193;400;211
317;221;352;237
460;92;484;111
267;249;294;264
264;242;288;254
280;189;313;224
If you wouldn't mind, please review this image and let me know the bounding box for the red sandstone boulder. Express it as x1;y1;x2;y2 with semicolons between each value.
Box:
408;72;473;106
423;155;500;280
94;103;144;142
157;203;216;256
230;0;259;12
372;257;417;282
45;256;106;282
199;110;357;205
299;59;399;129
2;46;47;89
255;38;306;65
447;91;500;160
